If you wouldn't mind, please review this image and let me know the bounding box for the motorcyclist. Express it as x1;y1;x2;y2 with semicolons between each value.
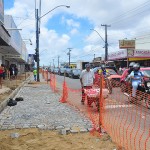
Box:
129;63;144;98
125;62;135;81
128;62;135;74
98;64;109;77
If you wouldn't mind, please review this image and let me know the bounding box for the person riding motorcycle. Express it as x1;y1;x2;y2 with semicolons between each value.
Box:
98;64;109;77
128;62;135;74
125;62;135;81
129;63;144;98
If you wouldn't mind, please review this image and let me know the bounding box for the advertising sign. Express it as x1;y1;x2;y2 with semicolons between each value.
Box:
119;40;135;49
134;49;150;57
0;0;4;24
108;49;127;60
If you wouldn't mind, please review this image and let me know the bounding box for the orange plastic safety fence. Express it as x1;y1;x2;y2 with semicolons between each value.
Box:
51;74;149;150
49;73;57;92
100;78;150;150
42;70;48;82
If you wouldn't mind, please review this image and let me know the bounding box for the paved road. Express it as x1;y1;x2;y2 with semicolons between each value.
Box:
55;74;150;150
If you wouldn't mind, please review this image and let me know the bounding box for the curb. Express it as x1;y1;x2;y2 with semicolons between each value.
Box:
0;75;31;113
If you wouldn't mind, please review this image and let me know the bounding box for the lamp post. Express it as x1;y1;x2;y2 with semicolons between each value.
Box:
90;28;109;61
67;48;72;66
5;28;22;30
23;39;32;45
35;5;70;81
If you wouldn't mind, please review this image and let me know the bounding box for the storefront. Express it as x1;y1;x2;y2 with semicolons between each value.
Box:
108;49;150;69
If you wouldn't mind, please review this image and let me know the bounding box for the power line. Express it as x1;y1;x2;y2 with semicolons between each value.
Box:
107;0;150;25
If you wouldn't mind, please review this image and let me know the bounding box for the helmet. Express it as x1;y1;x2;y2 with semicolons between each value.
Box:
133;63;140;71
129;62;135;67
101;64;106;70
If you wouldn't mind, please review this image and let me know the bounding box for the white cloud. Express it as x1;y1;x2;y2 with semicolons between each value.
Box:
4;0;150;65
70;29;78;35
66;19;80;28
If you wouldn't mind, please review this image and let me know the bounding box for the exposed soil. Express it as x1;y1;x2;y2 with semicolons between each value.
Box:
0;73;31;104
0;129;117;150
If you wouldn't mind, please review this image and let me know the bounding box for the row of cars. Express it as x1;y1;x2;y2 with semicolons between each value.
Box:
49;67;81;79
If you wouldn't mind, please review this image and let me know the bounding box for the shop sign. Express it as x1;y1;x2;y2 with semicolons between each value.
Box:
127;49;150;58
108;49;127;60
119;40;135;49
0;0;4;25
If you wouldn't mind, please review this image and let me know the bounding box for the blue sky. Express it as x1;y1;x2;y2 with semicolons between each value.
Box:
4;0;14;9
4;0;150;66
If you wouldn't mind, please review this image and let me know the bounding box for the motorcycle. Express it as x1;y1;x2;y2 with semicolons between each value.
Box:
124;79;150;109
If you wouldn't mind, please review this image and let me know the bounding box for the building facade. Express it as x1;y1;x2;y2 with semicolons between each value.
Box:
0;1;28;74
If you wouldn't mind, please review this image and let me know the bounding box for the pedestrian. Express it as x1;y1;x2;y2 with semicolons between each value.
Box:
33;68;37;81
9;64;15;80
80;63;95;105
0;64;4;88
14;65;18;79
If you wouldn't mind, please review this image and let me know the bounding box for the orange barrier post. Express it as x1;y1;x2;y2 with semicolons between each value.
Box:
59;81;68;103
46;70;48;84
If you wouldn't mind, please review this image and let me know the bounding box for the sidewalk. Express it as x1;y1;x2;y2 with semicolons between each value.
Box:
0;75;92;132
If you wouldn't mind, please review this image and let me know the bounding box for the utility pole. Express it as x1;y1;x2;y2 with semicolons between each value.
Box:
67;48;72;67
58;56;60;68
36;8;40;81
101;24;111;61
53;59;54;68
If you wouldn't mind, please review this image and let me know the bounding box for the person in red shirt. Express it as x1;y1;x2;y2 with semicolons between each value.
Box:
0;64;4;88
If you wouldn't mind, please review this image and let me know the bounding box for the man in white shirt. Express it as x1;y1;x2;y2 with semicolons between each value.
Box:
80;63;95;105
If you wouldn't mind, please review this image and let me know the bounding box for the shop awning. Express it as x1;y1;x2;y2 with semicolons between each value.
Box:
129;58;150;61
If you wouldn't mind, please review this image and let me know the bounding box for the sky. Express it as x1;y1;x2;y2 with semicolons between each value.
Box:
4;0;150;66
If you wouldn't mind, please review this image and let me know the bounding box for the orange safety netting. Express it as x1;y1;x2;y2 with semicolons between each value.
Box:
43;71;150;150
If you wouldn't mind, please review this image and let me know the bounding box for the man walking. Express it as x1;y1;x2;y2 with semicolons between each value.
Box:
80;63;95;105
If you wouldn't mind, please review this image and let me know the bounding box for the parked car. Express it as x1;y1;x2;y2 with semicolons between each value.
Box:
65;68;72;77
53;68;59;74
68;69;81;78
93;67;119;87
58;68;66;75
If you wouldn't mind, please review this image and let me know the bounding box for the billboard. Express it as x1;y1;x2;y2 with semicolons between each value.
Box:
0;0;4;24
119;40;135;49
108;49;127;60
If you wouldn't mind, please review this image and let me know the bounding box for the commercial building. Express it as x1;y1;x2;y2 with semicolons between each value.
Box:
0;1;28;74
107;39;150;69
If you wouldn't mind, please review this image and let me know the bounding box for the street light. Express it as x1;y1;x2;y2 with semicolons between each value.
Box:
5;28;22;30
90;28;108;61
23;39;32;45
67;48;72;66
36;5;70;81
